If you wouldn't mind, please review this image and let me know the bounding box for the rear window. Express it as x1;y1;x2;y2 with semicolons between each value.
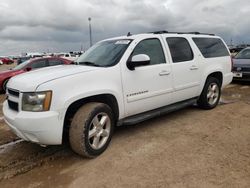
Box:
193;38;229;58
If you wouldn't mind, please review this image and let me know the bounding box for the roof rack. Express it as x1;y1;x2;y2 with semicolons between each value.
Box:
151;30;169;34
149;30;215;36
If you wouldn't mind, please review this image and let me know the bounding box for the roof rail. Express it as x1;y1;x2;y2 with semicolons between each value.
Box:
150;30;215;36
184;32;215;36
150;30;169;34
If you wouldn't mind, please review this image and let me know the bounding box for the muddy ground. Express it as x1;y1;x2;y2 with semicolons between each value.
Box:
0;63;249;187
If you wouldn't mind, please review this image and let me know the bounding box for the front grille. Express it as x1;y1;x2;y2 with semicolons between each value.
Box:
7;88;20;112
7;88;19;97
242;67;250;72
233;66;250;72
8;100;19;111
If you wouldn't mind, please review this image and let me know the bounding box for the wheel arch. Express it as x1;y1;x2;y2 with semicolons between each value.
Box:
206;71;223;87
198;70;223;96
62;93;119;143
2;77;11;91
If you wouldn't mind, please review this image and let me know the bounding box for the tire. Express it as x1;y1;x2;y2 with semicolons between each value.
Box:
2;79;9;93
197;77;221;109
69;102;114;158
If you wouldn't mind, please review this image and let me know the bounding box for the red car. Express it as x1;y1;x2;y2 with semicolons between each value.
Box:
0;57;72;92
0;57;14;65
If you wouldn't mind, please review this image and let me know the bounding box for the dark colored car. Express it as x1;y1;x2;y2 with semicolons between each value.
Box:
232;47;250;81
0;57;72;92
0;57;14;65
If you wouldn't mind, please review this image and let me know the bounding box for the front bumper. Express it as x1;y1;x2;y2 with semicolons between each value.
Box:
233;71;250;81
3;101;63;145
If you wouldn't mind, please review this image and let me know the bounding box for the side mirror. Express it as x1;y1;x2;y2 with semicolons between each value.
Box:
127;54;150;70
25;67;32;72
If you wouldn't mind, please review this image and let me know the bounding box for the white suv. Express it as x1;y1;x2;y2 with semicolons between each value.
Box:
3;31;233;158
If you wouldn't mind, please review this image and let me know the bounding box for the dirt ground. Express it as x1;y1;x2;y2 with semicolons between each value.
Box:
0;63;249;188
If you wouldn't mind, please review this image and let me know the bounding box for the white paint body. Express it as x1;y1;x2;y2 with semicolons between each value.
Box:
3;33;233;145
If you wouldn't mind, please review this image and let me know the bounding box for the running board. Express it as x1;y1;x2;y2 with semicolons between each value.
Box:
118;98;198;126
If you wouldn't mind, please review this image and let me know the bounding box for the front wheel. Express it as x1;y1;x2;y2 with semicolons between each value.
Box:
69;102;114;158
197;77;221;109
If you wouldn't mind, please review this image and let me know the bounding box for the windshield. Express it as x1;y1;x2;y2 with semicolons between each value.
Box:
12;60;31;70
235;49;250;59
76;39;132;67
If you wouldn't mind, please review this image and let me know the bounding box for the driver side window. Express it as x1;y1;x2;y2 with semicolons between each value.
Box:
131;38;166;65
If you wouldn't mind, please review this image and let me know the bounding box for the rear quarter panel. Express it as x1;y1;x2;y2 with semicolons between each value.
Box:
190;36;232;94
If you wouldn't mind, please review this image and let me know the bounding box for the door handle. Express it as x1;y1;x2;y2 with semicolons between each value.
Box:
159;70;171;76
190;65;198;70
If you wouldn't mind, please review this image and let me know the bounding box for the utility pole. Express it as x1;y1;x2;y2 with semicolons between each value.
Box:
88;17;93;47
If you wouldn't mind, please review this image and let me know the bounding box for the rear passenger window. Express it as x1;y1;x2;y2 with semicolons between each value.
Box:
31;60;47;69
49;59;64;66
193;38;229;58
131;38;166;65
166;37;193;63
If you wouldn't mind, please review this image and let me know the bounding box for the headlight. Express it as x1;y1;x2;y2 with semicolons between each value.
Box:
22;91;52;112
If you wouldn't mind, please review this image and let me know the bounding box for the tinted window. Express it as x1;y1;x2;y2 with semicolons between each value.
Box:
193;38;229;58
166;37;193;63
131;38;165;65
31;59;47;69
49;59;64;66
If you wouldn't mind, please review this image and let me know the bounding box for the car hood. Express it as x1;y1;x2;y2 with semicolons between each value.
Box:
7;65;99;92
233;58;250;67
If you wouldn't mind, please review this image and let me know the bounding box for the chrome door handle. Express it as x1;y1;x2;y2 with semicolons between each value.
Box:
190;65;198;70
159;70;171;76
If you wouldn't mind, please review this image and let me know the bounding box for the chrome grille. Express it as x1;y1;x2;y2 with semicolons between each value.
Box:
7;88;20;112
7;88;20;97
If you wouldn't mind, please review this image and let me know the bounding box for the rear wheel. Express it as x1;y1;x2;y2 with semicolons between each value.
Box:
69;102;114;158
197;77;221;109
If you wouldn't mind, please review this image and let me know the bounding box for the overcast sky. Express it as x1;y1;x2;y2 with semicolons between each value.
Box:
0;0;249;56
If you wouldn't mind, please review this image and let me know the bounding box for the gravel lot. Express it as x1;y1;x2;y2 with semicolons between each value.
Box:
0;64;249;188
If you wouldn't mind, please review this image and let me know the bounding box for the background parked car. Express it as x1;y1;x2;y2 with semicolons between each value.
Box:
230;47;244;57
0;57;14;65
0;57;72;92
57;53;78;61
232;47;250;81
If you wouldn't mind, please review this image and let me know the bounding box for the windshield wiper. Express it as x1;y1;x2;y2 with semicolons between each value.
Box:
77;61;102;67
